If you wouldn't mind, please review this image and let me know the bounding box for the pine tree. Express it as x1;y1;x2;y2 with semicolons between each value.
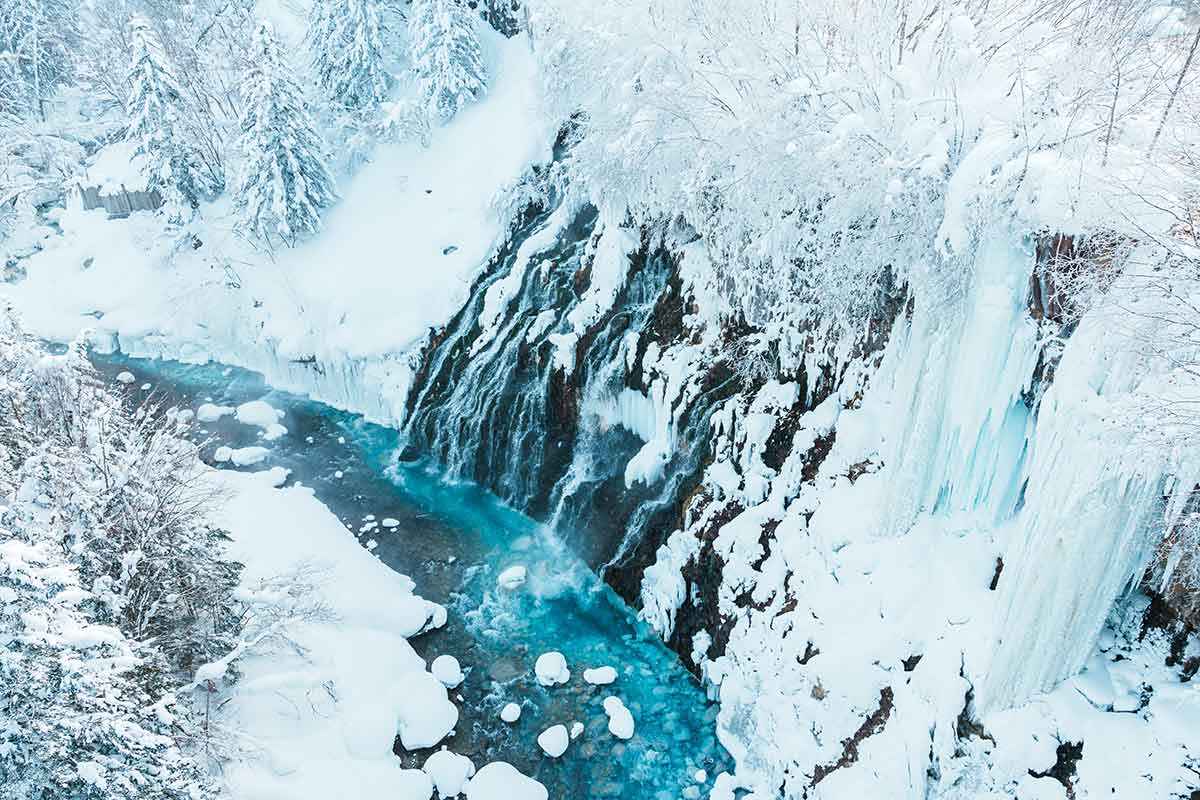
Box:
409;0;488;123
124;14;210;214
234;23;338;245
0;0;78;119
307;0;389;112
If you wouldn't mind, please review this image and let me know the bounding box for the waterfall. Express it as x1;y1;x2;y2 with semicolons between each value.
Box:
399;199;743;575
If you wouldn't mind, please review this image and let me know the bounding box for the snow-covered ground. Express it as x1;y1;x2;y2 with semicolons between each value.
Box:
208;467;549;800
3;28;553;425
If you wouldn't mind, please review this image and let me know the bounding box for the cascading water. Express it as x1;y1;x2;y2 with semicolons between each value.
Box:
401;200;744;580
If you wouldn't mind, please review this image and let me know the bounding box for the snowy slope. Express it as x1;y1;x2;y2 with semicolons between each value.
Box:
208;470;451;800
3;29;553;424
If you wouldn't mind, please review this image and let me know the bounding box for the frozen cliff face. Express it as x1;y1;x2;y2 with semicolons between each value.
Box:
626;229;1200;796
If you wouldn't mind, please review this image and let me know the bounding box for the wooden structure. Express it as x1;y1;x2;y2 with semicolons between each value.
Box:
77;183;163;219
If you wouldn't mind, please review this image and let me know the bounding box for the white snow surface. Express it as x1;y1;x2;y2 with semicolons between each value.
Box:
207;470;454;800
228;446;270;466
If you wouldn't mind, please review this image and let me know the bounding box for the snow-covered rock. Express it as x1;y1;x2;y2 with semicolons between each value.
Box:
423;749;476;797
464;763;547;800
229;446;270;466
537;724;569;757
115;371;135;384
583;666;617;685
196;402;234;422
431;654;464;688
237;399;288;440
602;696;634;739
259;466;291;488
395;769;435;800
496;565;527;590
534;652;569;686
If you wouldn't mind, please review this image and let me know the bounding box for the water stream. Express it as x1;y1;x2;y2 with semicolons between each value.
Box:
88;351;730;800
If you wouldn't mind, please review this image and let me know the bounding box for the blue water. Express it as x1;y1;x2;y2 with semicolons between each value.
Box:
89;352;729;799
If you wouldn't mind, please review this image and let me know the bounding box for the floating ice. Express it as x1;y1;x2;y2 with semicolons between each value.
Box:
423;749;476;797
569;722;584;739
583;666;617;685
432;655;464;688
534;652;569;686
139;383;151;391
537;724;569;757
213;446;233;463
500;703;521;723
497;565;527;590
602;696;634;739
382;517;400;528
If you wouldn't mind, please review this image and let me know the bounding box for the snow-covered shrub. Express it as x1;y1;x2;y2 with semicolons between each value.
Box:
379;98;432;147
0;316;245;682
0;310;227;797
0;526;220;800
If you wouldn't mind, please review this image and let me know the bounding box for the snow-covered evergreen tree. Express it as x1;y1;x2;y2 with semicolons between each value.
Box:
0;0;78;119
409;0;488;123
234;23;338;245
307;0;389;112
124;14;210;214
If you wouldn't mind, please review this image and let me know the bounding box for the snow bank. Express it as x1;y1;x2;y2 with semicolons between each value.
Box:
209;471;453;800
